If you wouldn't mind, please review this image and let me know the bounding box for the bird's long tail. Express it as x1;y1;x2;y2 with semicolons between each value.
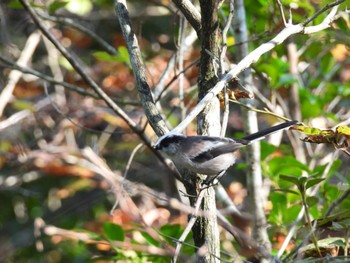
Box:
242;120;298;142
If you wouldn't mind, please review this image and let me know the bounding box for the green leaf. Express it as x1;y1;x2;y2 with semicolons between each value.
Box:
118;46;130;62
279;174;300;186
141;231;160;247
65;0;93;16
276;73;297;88
306;196;319;207
305;178;326;190
48;1;69;13
160;224;183;242
117;46;131;67
331;222;346;231
272;188;299;195
93;51;116;62
103;222;125;241
7;0;22;9
256;57;289;87
93;48;131;67
284;204;302;223
299;176;308;185
8;0;43;9
12;100;35;111
268;156;309;177
260;141;277;160
300;237;346;256
300;89;323;118
269;192;287;225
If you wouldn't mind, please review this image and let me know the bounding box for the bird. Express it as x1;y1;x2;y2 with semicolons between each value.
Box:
153;120;297;184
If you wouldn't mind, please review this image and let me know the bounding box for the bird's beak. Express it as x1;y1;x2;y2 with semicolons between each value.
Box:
153;143;160;150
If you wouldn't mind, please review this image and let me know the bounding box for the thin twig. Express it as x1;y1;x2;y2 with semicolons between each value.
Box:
325;188;350;217
43;84;122;135
0;31;41;117
0;55;98;98
123;143;144;179
302;0;345;26
155;58;199;102
19;0;158;150
153;29;197;100
171;0;202;37
172;189;207;263
169;1;343;134
38;13;118;55
219;0;234;137
276;0;287;26
178;16;187;122
229;99;291;121
114;0;168;137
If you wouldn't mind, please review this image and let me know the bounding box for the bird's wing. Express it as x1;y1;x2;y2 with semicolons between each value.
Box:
188;137;249;163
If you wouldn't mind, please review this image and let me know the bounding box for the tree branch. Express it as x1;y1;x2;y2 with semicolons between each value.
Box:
114;0;168;137
18;0;147;140
172;0;202;37
170;1;343;134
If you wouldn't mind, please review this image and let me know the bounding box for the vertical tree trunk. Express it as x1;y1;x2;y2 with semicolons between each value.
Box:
190;0;221;262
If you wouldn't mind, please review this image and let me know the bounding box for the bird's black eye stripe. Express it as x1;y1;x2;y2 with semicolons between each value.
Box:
159;135;185;148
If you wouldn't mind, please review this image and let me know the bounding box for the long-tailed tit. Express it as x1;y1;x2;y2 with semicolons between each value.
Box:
153;120;297;184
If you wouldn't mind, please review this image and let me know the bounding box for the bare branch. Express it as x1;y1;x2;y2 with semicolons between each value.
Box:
276;0;287;26
302;0;345;26
0;55;98;98
0;31;41;117
172;0;202;37
170;2;343;134
114;0;168;137
325;188;350;216
38;13;118;55
219;0;234;137
173;189;206;262
229;99;291;122
18;0;149;143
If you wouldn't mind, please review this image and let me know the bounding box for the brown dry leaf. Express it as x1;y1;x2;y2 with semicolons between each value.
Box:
63;27;93;49
39;161;94;178
33;152;94;178
99;63;134;93
13;81;43;98
231;89;254;100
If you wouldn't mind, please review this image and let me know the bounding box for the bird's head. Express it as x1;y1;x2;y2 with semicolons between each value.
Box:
153;133;186;155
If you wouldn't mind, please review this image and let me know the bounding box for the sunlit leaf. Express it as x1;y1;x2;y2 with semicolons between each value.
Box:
272;188;299;195
276;73;297;88
305;178;325;190
141;232;160;247
269;157;310;177
66;0;93;16
160;224;183;242
12;100;35;111
48;0;69;13
7;0;22;9
306;196;318;207
103;222;125;241
279;174;300;186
